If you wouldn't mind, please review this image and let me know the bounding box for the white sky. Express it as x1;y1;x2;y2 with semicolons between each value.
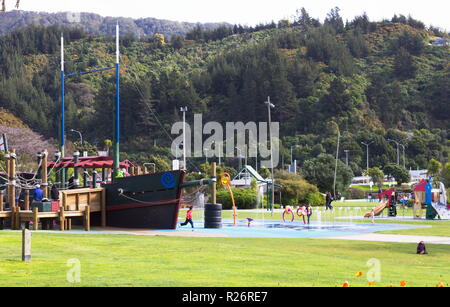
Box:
15;0;450;29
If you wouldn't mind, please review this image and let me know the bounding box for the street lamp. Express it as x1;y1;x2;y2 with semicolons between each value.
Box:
361;141;375;171
331;122;340;199
204;148;210;164
180;106;188;170
399;143;406;169
344;150;350;166
387;139;400;166
290;145;300;172
235;147;242;170
213;141;222;165
264;96;275;214
70;129;83;144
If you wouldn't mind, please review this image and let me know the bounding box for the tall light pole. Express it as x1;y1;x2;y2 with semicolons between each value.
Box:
399;143;406;169
290;145;300;172
332;122;340;199
180;106;188;170
235;147;242;170
254;142;258;172
388;139;400;166
70;129;83;145
265;96;275;214
204;148;209;165
361;141;374;171
344;150;350;166
213;141;222;165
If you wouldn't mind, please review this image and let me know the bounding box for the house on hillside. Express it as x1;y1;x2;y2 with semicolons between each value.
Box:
431;38;450;47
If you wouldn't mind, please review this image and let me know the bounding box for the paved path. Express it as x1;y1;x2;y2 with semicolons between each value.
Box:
324;234;450;245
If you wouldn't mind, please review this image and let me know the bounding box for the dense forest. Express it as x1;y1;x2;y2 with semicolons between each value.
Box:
0;10;228;38
0;8;449;189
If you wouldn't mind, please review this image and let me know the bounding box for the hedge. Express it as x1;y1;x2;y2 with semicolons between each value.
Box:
216;188;258;209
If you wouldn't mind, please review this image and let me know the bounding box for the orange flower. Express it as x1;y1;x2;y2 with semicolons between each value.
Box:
437;282;445;288
400;281;407;287
355;272;363;277
368;281;376;286
343;281;350;287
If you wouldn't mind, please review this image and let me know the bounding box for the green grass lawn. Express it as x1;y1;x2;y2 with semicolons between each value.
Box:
1;202;449;287
0;232;449;287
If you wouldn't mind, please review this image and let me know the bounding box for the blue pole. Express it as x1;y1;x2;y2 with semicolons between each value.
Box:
113;24;120;179
60;34;66;188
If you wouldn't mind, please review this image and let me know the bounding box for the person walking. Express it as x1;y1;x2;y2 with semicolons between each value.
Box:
180;206;194;228
306;204;313;224
325;192;334;211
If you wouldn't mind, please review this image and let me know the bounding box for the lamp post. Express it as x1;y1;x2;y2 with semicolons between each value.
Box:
214;141;222;165
332;122;340;199
70;129;83;145
180;106;188;170
344;150;350;166
399;144;406;169
235;147;242;170
265;96;275;214
361;141;375;171
204;148;209;165
290;145;300;172
388;139;400;166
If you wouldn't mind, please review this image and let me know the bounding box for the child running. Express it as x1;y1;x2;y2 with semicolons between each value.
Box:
180;206;194;228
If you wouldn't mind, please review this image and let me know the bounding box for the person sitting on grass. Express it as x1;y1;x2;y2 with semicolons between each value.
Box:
417;241;428;255
180;206;194;229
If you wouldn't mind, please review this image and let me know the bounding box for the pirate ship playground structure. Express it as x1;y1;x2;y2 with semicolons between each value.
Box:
0;25;216;231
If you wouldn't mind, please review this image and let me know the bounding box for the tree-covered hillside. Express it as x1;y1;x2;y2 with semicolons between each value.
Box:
0;8;449;178
0;10;228;38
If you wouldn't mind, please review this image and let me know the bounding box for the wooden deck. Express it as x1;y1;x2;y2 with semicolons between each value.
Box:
0;187;105;231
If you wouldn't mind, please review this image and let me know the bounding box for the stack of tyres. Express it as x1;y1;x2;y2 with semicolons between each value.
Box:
204;203;222;228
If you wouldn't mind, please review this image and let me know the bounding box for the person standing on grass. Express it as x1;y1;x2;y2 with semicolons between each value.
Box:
180;206;194;228
325;192;334;210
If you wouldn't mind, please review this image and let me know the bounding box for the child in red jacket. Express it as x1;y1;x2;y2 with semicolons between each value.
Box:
180;206;194;228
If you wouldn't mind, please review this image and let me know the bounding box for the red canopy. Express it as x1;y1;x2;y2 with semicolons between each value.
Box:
47;156;131;169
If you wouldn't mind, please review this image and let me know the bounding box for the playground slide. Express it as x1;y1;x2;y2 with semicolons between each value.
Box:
431;203;450;220
364;201;388;218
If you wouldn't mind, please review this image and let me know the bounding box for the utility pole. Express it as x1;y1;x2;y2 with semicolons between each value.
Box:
388;139;400;166
235;147;242;170
399;143;406;169
180;107;188;170
361;141;375;171
344;150;350;166
290;145;299;172
70;129;83;145
332;122;340;199
265;96;275;214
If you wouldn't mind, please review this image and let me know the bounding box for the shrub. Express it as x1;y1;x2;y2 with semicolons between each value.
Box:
306;192;325;206
345;188;367;200
216;188;258;209
277;179;318;206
